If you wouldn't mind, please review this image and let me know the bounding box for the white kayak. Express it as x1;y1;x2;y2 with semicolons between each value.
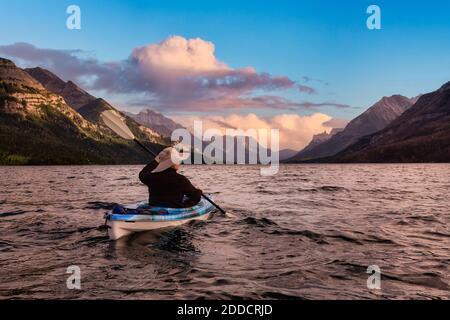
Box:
104;196;216;240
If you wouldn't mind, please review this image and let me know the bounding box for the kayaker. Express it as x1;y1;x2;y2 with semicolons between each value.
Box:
139;147;202;208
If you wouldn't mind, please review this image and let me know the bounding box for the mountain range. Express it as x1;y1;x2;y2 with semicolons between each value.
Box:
287;94;419;162
1;57;449;164
293;128;344;160
0;58;165;165
333;82;450;162
24;67;166;143
25;67;96;110
125;109;184;138
26;66;185;141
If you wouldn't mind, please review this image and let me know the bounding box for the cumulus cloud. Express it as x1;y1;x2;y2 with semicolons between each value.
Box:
131;36;229;74
0;37;351;112
171;113;338;150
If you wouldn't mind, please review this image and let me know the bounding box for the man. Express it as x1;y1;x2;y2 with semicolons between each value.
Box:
139;147;202;208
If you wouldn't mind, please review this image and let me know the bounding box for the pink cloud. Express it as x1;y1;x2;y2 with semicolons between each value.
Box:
131;36;229;75
128;95;350;111
172;112;340;150
0;37;350;112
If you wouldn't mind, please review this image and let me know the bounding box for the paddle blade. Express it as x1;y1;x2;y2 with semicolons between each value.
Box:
100;110;135;140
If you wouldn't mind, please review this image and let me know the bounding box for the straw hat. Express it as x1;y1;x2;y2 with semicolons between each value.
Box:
152;147;190;173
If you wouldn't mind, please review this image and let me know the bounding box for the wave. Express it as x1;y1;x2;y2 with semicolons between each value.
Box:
238;217;328;244
0;210;28;217
84;201;117;210
319;186;348;192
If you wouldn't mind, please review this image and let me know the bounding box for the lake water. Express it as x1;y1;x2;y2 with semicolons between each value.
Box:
0;164;449;299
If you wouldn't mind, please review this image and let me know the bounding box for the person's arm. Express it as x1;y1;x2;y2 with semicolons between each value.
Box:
139;160;158;185
179;175;202;206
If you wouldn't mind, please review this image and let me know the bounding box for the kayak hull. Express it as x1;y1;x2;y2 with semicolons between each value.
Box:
107;212;211;240
105;196;215;240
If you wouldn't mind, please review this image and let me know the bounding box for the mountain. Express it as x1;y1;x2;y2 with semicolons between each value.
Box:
334;82;450;162
294;128;343;159
21;65;277;164
287;95;418;162
78;99;164;143
25;67;96;109
0;58;164;165
279;149;297;161
173;133;275;164
202;135;277;164
125;109;184;138
25;66;166;145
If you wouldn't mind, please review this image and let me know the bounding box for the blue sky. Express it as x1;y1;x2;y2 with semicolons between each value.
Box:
1;0;449;121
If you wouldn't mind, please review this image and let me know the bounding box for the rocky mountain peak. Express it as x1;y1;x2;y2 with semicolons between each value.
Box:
0;58;45;91
126;108;183;138
334;80;450;162
25;67;95;109
438;81;450;92
0;58;16;68
287;94;416;162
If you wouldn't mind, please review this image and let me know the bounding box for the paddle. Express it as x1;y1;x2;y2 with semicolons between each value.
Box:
100;110;227;215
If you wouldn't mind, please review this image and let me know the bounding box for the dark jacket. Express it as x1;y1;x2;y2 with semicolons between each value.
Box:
139;161;202;208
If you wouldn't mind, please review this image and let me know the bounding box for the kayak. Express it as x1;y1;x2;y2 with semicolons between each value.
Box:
104;196;216;240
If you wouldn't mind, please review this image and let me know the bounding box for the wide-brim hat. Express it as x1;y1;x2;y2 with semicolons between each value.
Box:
151;147;190;173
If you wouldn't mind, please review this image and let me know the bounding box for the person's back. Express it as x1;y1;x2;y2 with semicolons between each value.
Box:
139;148;202;208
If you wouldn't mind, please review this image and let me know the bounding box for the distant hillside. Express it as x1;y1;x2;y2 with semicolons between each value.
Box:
279;149;297;161
293;128;343;160
25;67;167;145
287;95;417;162
174;134;277;164
79;99;165;144
0;58;164;165
334;82;450;162
25;67;96;110
125;109;184;138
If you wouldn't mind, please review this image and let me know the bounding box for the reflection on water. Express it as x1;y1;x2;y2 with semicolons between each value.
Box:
0;164;449;299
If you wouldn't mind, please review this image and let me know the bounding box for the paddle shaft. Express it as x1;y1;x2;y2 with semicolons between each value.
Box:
200;193;226;215
133;138;227;214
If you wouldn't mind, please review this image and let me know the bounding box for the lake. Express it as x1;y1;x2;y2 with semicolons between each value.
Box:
0;164;449;299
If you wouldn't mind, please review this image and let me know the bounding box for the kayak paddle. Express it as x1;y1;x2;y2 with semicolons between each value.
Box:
100;110;227;215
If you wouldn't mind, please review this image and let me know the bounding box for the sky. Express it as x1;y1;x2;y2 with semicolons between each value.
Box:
1;0;449;149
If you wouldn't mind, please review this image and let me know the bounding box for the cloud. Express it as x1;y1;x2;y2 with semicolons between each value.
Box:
171;112;340;150
127;95;350;111
0;42;109;82
294;101;351;109
131;36;229;74
0;38;350;112
322;118;349;128
121;36;296;103
298;85;316;94
301;75;329;86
